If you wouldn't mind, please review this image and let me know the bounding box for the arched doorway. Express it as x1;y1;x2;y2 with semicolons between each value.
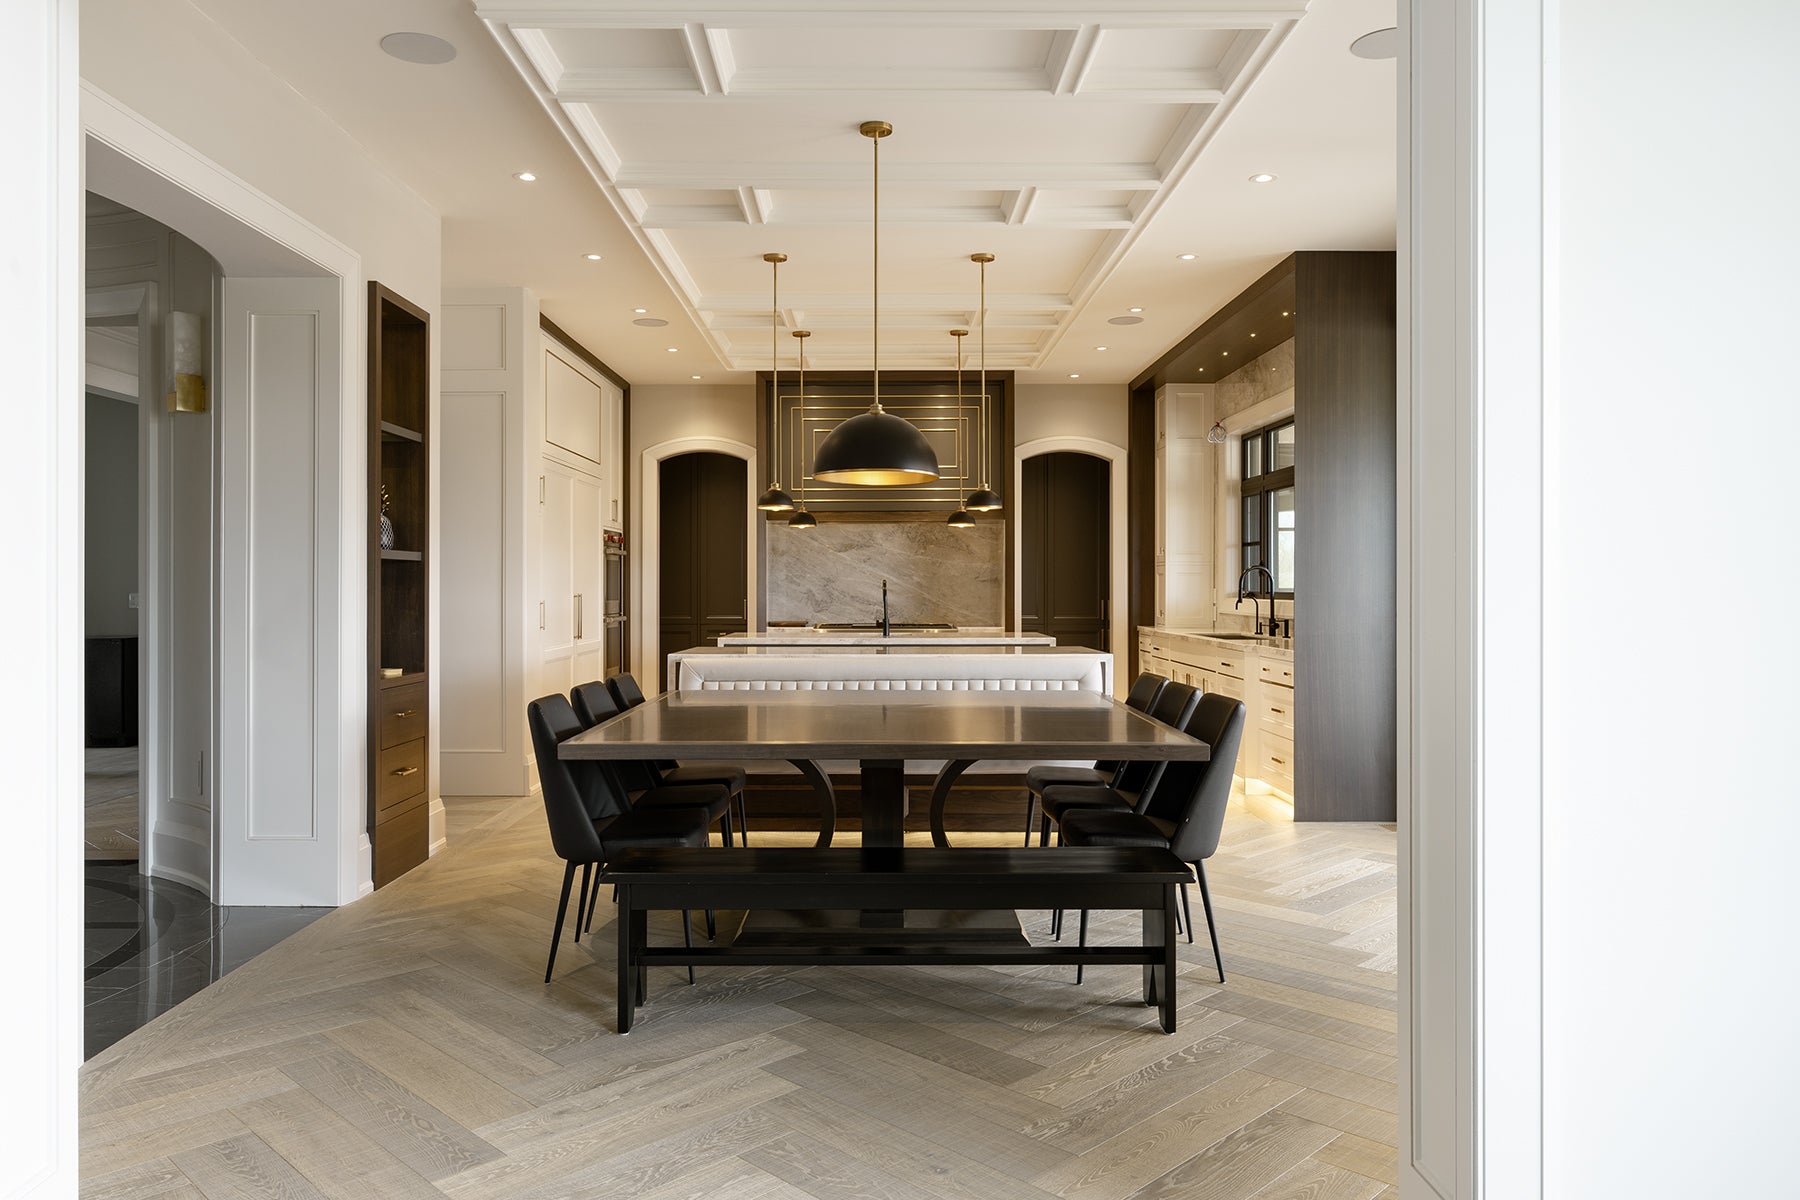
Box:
658;452;749;668
1019;451;1111;651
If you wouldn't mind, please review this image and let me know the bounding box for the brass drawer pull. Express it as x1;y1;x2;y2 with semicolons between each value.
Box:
1270;756;1286;766
391;765;420;777
1270;706;1285;715
391;708;419;719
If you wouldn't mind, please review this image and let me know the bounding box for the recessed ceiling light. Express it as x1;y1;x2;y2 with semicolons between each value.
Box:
1250;332;1257;338
1281;310;1290;317
1350;27;1400;60
380;32;457;65
1249;173;1277;184
513;172;537;182
1128;307;1143;313
1177;253;1197;261
1094;346;1108;351
633;317;668;328
633;308;648;314
665;347;679;353
691;375;702;380
1068;373;1080;379
1197;367;1205;373
1222;351;1230;357
583;253;603;261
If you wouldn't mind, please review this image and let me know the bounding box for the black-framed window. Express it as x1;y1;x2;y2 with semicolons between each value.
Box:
1241;418;1295;597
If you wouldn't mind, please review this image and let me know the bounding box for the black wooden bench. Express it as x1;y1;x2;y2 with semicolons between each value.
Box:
599;846;1192;1034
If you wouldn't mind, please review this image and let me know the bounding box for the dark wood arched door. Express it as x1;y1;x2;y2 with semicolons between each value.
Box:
659;452;747;667
1020;451;1109;650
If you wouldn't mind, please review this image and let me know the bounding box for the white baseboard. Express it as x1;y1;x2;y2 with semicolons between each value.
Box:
355;832;373;898
428;797;447;856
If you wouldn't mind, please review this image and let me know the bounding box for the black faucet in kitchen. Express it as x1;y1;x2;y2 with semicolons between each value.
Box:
1235;565;1291;638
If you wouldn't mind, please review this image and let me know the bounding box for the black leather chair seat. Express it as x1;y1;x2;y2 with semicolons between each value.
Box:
658;765;748;795
1058;808;1177;848
597;806;712;849
628;783;733;824
1039;783;1139;825
1025;764;1113;794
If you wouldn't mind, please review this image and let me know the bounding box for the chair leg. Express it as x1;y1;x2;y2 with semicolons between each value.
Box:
1052;907;1062;940
705;908;716;940
1195;860;1224;982
719;807;733;849
1039;811;1053;847
545;861;576;983
1180;880;1195;945
736;793;750;846
682;910;696;986
574;863;592;944
584;870;603;932
1075;909;1089;985
1023;794;1037;847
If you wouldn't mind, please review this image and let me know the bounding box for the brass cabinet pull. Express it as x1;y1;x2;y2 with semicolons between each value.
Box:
392;765;420;777
1270;706;1285;715
1270;756;1286;766
392;708;418;719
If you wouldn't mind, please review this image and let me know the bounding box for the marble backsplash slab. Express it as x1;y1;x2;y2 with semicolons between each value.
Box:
766;519;1003;626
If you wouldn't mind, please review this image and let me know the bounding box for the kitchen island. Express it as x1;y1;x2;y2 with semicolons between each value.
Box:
719;626;1054;647
668;642;1112;695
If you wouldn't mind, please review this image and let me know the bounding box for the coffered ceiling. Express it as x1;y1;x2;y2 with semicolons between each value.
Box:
479;1;1310;374
179;0;1393;386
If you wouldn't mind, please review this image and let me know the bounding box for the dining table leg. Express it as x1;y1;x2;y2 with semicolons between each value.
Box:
858;759;907;929
786;758;836;848
928;759;977;848
1143;884;1178;1033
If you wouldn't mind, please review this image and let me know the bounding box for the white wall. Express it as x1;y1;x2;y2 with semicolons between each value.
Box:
82;0;442;902
1013;382;1128;446
1540;1;1799;1194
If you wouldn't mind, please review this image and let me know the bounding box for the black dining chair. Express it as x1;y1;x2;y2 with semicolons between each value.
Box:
1020;672;1167;846
572;680;739;850
604;672;752;846
1058;692;1246;983
527;694;726;984
1035;679;1201;848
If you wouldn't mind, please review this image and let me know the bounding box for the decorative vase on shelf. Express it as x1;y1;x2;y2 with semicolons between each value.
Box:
379;484;396;550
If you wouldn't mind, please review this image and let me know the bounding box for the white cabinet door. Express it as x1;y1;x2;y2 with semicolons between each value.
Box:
539;463;575;696
544;344;601;464
571;472;604;684
601;379;624;530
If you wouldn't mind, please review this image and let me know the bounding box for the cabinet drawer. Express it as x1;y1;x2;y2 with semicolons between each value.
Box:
1205;648;1246;679
378;682;427;749
1257;658;1296;687
376;737;426;814
1210;672;1244;701
1259;688;1294;732
1259;733;1295;793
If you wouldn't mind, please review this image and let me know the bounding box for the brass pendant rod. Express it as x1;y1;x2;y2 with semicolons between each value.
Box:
794;330;810;504
871;128;881;413
763;251;787;488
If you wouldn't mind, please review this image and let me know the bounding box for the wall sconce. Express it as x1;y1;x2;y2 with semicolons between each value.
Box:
167;311;208;413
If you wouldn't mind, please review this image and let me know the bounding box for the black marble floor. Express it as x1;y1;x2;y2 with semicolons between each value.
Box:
85;863;330;1059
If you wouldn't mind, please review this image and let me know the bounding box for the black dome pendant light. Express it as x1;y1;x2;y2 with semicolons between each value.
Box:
811;121;940;486
946;327;974;528
755;251;795;511
964;251;1003;512
787;329;818;529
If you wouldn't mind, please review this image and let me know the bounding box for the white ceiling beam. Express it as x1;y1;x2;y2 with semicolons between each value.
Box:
478;2;1309;31
556;78;1222;103
679;22;729;94
1047;25;1103;95
511;28;567;91
734;187;771;225
700;291;1073;313
555;66;704;98
615;162;1161;191
1005;187;1039;226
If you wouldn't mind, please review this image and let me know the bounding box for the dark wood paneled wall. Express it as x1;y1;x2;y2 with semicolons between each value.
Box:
1127;385;1157;682
659;452;747;663
1019;452;1110;650
1294;252;1397;822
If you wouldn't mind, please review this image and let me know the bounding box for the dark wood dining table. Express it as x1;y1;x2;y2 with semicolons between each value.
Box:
557;689;1210;848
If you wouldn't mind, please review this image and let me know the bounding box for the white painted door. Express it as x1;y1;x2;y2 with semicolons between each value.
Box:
539;461;574;697
571;472;604;684
215;275;350;906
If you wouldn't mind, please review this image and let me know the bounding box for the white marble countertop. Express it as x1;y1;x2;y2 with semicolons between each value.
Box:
669;643;1113;694
720;627;1055;647
1143;626;1296;663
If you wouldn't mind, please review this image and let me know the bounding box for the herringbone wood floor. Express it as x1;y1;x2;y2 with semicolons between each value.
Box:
79;789;1398;1200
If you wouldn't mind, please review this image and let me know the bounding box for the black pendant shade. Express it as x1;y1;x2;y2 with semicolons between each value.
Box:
787;507;818;529
946;507;974;528
812;410;939;486
757;484;795;511
964;486;1003;512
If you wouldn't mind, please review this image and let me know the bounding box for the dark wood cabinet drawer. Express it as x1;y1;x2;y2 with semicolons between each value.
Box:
376;737;426;814
373;794;428;889
378;682;427;749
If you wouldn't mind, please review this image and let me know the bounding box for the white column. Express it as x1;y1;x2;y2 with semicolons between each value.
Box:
0;0;81;1189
